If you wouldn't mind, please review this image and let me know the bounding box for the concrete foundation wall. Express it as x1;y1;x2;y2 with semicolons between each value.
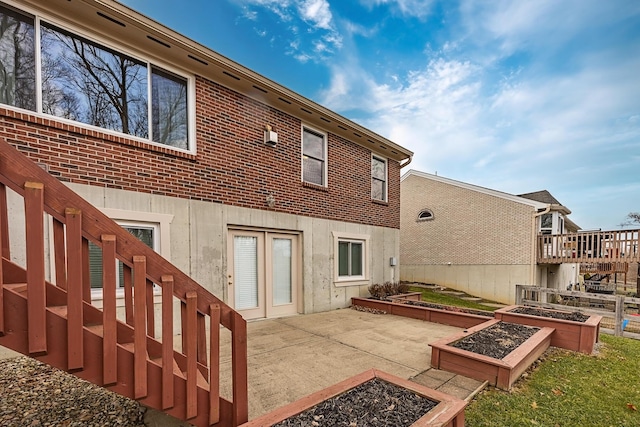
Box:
9;183;398;317
401;264;531;304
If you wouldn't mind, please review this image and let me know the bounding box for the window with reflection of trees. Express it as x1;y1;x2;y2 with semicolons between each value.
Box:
0;3;190;150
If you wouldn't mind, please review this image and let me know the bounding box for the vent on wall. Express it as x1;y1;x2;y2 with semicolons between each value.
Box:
96;11;125;27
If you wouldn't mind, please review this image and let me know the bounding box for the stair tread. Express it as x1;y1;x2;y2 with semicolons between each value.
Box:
2;283;27;293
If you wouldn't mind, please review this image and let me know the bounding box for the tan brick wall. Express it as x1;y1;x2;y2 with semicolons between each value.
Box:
0;75;399;229
400;174;535;266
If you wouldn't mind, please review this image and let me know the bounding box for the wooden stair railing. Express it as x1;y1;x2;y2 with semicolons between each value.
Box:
0;138;248;427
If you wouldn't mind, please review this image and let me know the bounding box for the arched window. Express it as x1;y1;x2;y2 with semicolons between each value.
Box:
417;209;434;221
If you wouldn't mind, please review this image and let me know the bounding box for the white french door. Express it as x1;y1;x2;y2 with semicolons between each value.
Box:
228;230;300;320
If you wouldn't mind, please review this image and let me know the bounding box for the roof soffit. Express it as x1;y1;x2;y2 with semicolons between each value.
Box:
15;0;412;162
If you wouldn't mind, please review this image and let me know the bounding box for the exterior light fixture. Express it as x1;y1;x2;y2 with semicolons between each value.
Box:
264;125;278;147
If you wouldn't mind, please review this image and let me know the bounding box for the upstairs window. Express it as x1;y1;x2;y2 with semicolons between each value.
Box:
540;213;553;235
302;127;326;186
0;4;192;151
0;4;36;111
371;155;387;201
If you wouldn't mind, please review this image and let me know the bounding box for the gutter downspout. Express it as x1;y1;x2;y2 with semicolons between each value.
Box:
400;155;413;168
531;205;551;288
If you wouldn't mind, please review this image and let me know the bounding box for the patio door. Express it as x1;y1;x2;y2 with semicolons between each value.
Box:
228;229;300;320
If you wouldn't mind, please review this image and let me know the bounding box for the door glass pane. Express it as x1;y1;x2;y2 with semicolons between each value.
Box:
272;238;292;305
351;242;363;276
234;236;258;310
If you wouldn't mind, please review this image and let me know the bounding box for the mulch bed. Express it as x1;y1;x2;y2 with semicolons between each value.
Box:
451;322;540;359
403;300;493;317
0;357;146;427
510;306;589;322
273;378;437;427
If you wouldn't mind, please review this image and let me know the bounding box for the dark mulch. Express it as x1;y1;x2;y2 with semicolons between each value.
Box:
510;306;589;322
403;300;493;317
451;322;540;359
273;378;437;427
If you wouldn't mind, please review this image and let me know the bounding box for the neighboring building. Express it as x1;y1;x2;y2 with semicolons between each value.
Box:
400;170;579;304
0;0;412;320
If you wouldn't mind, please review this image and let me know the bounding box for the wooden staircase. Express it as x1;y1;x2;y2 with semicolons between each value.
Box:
0;138;248;427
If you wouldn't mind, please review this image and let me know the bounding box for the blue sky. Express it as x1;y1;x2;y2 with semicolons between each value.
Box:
121;0;640;230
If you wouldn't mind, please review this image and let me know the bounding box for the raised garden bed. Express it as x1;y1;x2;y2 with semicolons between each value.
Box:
351;296;492;328
240;369;466;427
388;291;423;301
494;305;602;354
429;319;554;390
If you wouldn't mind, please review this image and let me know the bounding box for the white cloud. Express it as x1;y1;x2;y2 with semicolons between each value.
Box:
298;0;333;30
359;0;436;18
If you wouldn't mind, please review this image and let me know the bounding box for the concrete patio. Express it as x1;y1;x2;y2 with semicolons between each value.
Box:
1;307;488;425
221;307;486;421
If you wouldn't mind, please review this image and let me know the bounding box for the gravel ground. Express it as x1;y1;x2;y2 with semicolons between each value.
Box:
0;357;146;427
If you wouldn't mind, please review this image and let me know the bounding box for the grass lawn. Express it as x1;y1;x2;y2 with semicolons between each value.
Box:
408;286;497;312
465;334;640;427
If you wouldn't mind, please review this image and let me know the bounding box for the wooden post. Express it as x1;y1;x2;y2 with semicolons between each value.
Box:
209;304;221;426
161;275;174;410
25;182;46;355
614;295;624;337
185;291;198;420
52;219;67;290
515;285;522;305
102;235;117;385
0;183;10;259
231;311;249;426
134;256;148;399
65;208;84;371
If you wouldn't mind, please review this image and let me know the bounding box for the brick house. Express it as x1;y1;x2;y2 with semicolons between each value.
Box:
0;0;412;320
400;170;579;304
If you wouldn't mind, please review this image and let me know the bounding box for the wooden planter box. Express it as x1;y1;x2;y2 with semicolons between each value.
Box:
240;369;467;427
388;291;424;301
352;297;490;328
429;319;554;390
494;305;602;354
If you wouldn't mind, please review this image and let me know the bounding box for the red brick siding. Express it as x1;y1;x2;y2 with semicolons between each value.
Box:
0;76;400;228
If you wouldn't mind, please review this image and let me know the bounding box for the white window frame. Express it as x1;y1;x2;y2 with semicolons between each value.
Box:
371;154;388;202
332;231;370;287
0;1;197;154
91;209;172;301
301;125;328;187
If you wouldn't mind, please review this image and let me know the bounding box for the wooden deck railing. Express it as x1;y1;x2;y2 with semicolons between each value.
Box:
537;229;640;264
0;138;248;426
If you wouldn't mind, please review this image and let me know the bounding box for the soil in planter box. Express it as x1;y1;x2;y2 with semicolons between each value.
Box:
403;300;493;317
273;378;437;427
452;322;540;359
510;306;589;322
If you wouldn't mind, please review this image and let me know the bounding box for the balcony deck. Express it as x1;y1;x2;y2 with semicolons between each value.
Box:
537;229;640;264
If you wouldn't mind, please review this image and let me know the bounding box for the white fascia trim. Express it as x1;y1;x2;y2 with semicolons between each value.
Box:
401;169;548;210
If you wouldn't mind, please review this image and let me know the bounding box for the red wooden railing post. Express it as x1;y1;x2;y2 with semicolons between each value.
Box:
0;184;5;336
231;311;248;426
123;264;134;326
102;234;117;385
134;255;148;399
161;275;174;410
65;208;84;371
24;182;46;355
0;183;10;259
185;291;198;420
52;219;67;290
209;304;221;425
